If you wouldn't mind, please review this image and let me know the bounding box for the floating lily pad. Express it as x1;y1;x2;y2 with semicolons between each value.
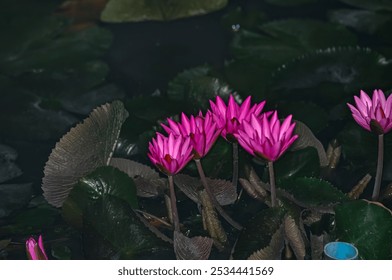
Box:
233;207;286;259
338;0;392;12
278;177;348;209
270;47;392;106
334;200;392;259
168;66;235;110
329;9;391;35
83;196;173;259
101;0;228;22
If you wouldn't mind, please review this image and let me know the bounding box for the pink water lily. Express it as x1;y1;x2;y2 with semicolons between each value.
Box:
161;111;221;159
148;132;193;175
26;235;48;260
236;111;298;162
347;89;392;134
209;94;266;141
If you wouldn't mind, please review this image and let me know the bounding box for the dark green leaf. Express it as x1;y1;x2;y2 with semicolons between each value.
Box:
278;177;348;209
0;144;22;183
83;196;174;259
62;166;138;228
233;207;286;259
334;200;392;259
101;0;228;22
274;148;320;182
167;66;235;110
338;0;392;12
329;9;391;35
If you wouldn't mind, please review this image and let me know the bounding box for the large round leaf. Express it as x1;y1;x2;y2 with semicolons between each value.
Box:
278;177;348;209
83;196;173;259
334;200;392;259
233;207;286;259
42;101;129;207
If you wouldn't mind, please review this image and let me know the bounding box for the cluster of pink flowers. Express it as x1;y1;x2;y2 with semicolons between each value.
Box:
148;94;298;174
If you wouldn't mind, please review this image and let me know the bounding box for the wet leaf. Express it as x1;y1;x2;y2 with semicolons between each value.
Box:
42;101;129;207
338;0;392;12
101;0;228;22
233;207;286;259
274;148;320;182
334;199;392;259
84;196;174;259
247;225;284;260
270;47;392;106
278;177;348;209
173;231;213;260
289;121;328;167
329;9;391;34
167;66;235;110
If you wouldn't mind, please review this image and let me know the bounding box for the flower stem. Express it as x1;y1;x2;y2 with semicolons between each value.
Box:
168;175;180;232
372;134;384;201
268;161;277;207
195;159;243;230
232;142;239;189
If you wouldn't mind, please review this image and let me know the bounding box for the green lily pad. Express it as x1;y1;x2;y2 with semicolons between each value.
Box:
274;148;320;182
270;47;392;106
62;166;138;228
233;207;286;259
167;66;235;110
329;9;391;35
334;199;392;259
101;0;228;22
338;0;392;12
83;196;174;259
231;19;357;67
2;27;112;75
278;177;349;209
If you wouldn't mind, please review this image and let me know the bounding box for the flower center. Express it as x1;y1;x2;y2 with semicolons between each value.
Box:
231;117;239;125
164;154;172;163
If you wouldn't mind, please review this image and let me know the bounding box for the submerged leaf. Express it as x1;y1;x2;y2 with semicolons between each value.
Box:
42;101;129;207
173;231;213;260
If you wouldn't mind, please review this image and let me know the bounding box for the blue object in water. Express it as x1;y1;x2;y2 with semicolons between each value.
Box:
324;242;358;260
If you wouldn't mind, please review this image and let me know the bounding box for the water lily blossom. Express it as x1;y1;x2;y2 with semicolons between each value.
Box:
236;111;298;162
209;94;266;141
347;89;392;135
26;235;48;260
148;133;193;176
161;111;221;159
236;111;298;207
347;89;391;201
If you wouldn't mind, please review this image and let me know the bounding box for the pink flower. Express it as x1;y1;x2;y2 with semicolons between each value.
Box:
347;89;392;134
161;111;221;159
209;94;266;141
236;111;298;162
26;235;48;260
148;133;193;175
